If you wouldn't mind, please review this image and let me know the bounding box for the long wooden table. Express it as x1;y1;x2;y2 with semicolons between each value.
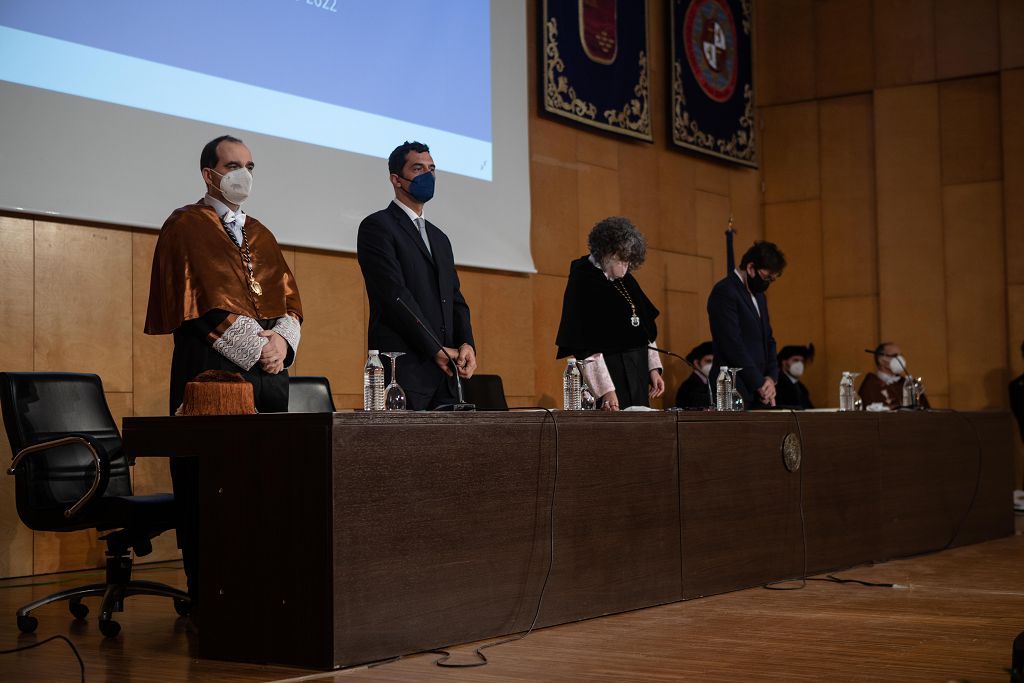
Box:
121;410;1015;670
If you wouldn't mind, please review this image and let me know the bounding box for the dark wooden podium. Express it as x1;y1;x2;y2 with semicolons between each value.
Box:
122;410;1015;670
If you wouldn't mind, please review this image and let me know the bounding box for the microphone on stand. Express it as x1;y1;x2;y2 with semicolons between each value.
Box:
395;297;475;411
648;345;714;410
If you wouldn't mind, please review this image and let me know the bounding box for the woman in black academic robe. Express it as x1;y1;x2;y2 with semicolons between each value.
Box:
555;217;664;410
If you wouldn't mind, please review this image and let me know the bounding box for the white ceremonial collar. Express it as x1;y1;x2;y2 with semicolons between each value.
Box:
204;194;246;227
393;198;425;224
877;370;901;385
784;372;800;384
589;253;625;281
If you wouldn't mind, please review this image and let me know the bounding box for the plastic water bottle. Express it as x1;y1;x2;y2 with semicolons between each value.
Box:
562;359;581;410
838;372;855;411
901;377;916;409
715;367;732;411
363;350;384;411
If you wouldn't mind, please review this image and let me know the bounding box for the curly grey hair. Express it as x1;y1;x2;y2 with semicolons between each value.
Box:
587;216;647;270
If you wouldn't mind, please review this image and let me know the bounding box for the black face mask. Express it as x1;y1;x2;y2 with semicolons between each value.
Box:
747;268;770;294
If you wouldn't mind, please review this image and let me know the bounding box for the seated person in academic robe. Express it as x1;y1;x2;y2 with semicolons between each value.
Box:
556;217;664;410
675;341;713;409
775;343;815;409
144;135;303;609
858;342;930;410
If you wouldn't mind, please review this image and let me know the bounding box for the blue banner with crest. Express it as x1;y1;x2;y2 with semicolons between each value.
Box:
671;0;756;167
541;0;652;142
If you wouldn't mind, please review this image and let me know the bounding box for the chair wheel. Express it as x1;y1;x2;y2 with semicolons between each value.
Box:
173;598;191;617
17;614;38;634
69;599;89;620
99;619;121;638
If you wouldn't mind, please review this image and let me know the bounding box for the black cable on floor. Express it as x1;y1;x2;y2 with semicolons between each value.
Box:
0;634;85;682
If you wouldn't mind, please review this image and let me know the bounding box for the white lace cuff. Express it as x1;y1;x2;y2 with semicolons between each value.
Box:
273;314;301;368
583;353;616;398
648;343;663;373
212;315;267;371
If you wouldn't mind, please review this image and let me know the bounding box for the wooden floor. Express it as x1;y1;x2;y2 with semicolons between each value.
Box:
2;517;1022;682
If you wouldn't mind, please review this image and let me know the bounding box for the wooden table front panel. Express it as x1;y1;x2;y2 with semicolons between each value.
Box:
330;412;555;666
677;413;803;598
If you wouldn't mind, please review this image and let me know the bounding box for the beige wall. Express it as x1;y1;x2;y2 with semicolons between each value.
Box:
2;0;1022;579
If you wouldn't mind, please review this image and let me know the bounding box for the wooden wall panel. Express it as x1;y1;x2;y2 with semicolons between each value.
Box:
0;216;34;577
873;0;936;87
729;169;763;244
762;103;821;204
1004;69;1024;285
824;296;880;407
943;182;1007;410
575;129;619;171
0;216;33;373
934;0;1000;80
530;159;580;277
532;275;568;408
478;273;534;398
764;200;827;405
820;94;877;298
814;0;875;98
874;84;949;396
664;290;702;406
695;191;732;280
576;166;621;254
619;143;661;248
1001;0;1024;69
530;112;578;275
756;0;816;105
694;159;730;197
657;151;697;255
289;252;365;395
939;76;1002;186
34;222;133;392
132;232;173;418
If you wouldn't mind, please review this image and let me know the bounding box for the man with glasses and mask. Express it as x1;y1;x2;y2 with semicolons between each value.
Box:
858;342;930;410
145;134;303;613
357;141;476;410
707;241;786;408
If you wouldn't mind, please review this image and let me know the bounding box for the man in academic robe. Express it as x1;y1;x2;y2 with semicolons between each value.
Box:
858;342;930;410
775;343;815;409
1010;340;1024;502
144;135;303;608
357;141;476;410
675;341;713;409
707;241;786;408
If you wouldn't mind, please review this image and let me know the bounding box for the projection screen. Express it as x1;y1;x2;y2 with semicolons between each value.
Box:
0;0;534;273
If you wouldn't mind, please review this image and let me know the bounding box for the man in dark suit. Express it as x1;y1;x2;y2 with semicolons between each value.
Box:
707;241;786;408
357;141;476;409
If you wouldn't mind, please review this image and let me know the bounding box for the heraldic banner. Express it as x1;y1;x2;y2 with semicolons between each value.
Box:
671;0;756;167
542;0;652;142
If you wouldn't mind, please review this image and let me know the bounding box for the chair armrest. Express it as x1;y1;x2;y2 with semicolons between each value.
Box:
7;433;111;519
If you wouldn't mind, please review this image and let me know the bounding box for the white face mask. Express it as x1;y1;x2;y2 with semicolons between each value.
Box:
788;361;805;378
889;355;907;375
700;361;713;378
211;168;253;205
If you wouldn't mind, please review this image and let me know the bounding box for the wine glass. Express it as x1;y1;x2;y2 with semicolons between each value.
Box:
576;358;597;410
382;351;407;410
727;367;743;411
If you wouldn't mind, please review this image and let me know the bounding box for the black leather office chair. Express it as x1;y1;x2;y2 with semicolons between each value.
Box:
0;372;189;637
288;376;336;412
461;374;509;410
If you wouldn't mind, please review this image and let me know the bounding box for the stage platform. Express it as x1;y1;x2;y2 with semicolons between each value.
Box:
0;518;1021;681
